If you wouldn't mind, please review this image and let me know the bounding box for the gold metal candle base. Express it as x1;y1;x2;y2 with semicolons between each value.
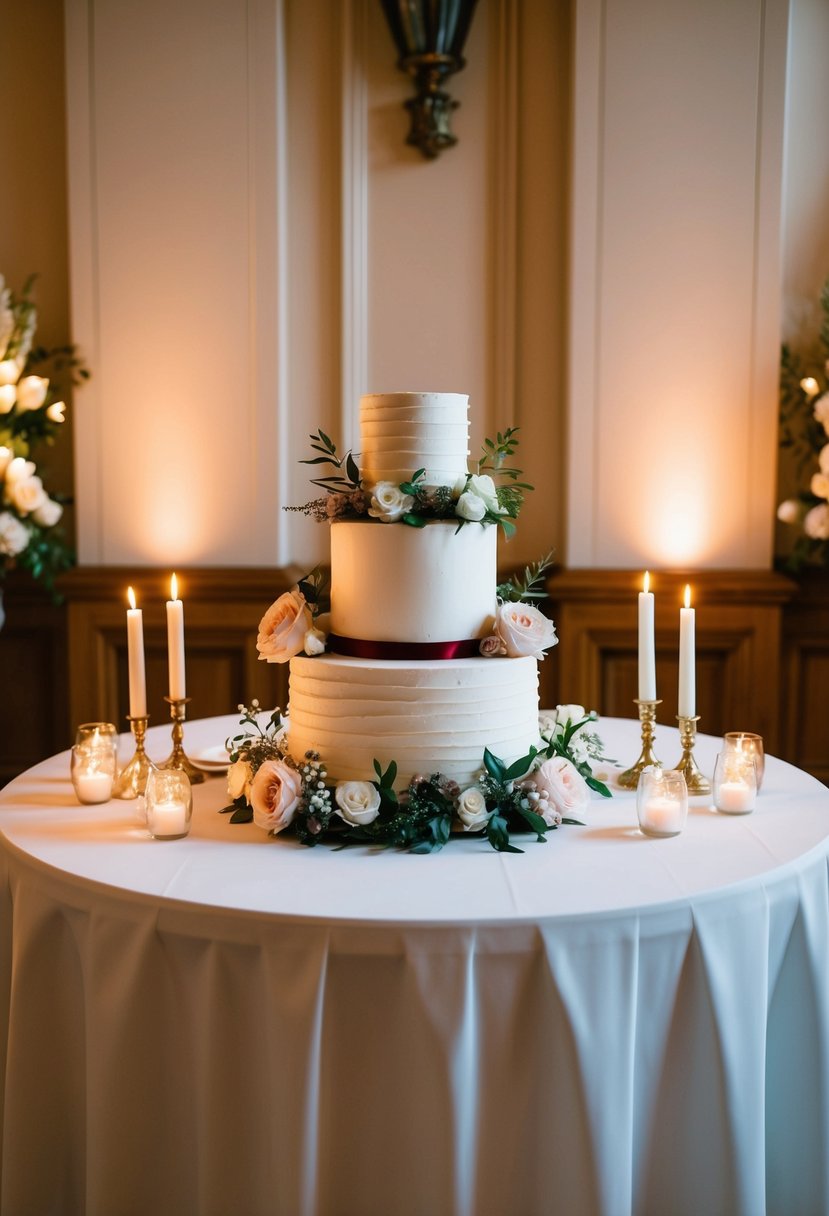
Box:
159;696;205;784
674;714;711;795
617;699;663;790
113;715;155;799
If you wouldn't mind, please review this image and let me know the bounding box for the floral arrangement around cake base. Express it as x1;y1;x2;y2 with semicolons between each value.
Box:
221;703;611;854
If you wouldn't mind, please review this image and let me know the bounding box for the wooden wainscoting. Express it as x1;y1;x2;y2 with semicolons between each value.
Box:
544;569;797;755
781;571;829;784
63;567;298;734
0;574;68;785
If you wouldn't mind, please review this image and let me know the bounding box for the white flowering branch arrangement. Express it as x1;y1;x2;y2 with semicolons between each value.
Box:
0;274;88;593
221;704;611;854
288;427;532;539
777;276;829;569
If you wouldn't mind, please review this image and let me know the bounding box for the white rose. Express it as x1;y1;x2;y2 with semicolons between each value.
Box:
495;602;558;659
367;481;414;523
777;498;800;524
456;490;487;521
0;511;29;556
804;502;829;540
811;472;829;500
0;359;20;386
0;386;15;414
15;376;48;412
46;400;66;424
555;704;586;727
814;393;829;435
5;457;35;485
227;758;252;801
456;786;491;832
6;471;46;516
452;473;469;500
0;446;11;478
303;626;327;656
334;780;381;825
529;756;591;822
32;497;63;528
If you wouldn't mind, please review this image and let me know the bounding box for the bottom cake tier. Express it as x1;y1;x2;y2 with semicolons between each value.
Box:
287;654;540;787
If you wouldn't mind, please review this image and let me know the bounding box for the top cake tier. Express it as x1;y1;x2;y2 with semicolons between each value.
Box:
359;391;470;487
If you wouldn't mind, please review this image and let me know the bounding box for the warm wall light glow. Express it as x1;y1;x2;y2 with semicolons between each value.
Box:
684;583;692;608
127;586;136;610
643;570;650;593
170;572;179;601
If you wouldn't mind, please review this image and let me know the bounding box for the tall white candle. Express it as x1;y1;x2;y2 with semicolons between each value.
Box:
638;571;656;700
126;587;147;718
166;573;186;700
678;583;695;717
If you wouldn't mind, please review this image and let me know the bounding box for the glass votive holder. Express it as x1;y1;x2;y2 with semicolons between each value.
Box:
145;769;192;840
636;767;689;838
723;732;765;791
70;744;116;804
713;749;757;814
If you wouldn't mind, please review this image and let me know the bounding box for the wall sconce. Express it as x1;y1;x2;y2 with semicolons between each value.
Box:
379;0;480;159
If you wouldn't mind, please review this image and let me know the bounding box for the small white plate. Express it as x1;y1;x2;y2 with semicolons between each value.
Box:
190;745;231;772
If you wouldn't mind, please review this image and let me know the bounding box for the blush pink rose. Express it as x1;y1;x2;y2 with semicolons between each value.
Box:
256;588;313;663
529;756;590;819
250;759;302;834
495;602;558;659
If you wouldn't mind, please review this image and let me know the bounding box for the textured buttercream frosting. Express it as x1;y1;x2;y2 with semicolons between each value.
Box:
330;519;496;644
287;655;540;786
359;392;470;487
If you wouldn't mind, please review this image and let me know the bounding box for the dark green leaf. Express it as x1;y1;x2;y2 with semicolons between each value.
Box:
373;758;382;779
229;805;253;824
483;748;507;782
517;807;548;838
402;513;427;528
345;452;361;485
504;748;537;780
586;776;612;798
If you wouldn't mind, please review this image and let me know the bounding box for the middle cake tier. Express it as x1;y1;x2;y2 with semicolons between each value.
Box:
330;519;496;645
287;654;541;786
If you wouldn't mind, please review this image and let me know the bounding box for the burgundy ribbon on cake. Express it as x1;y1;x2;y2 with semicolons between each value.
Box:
328;634;481;660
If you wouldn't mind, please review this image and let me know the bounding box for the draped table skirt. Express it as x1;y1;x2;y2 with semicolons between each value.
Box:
1;717;827;1216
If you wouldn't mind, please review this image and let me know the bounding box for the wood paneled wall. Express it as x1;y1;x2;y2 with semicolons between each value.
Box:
2;564;825;786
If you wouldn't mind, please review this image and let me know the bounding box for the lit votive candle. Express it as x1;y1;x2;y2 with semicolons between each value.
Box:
150;799;188;837
640;795;684;837
70;745;116;805
145;768;192;839
715;781;756;814
636;767;688;838
713;749;757;815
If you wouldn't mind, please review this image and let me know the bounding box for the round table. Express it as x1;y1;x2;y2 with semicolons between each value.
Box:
0;716;827;1216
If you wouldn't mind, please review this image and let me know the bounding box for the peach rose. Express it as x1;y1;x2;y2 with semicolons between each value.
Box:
529;756;590;820
250;759;302;834
495;602;558;659
256;588;313;663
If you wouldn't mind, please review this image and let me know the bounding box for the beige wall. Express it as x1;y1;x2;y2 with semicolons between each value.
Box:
0;0;75;543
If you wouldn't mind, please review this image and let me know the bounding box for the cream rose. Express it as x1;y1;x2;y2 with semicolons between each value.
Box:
15;375;48;411
814;393;829;436
456;786;491;832
5;470;46;516
250;759;302;834
495;602;558;659
0;511;29;556
555;704;586;727
0;385;15;414
0;359;20;386
46;400;66;424
456;490;487;522
32;497;63;528
812;472;829;501
367;481;414;523
256;588;313;663
5;456;34;485
530;756;591;819
334;780;381;826
227;758;252;802
804;503;829;540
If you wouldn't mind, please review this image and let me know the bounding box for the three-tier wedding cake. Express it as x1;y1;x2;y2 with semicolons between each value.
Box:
280;392;541;786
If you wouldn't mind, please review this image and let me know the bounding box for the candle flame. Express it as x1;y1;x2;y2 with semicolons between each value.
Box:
643;570;650;594
127;586;136;610
684;583;692;609
171;572;178;601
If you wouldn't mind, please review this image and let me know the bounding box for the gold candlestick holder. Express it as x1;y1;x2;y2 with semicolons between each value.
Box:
113;715;155;799
674;715;711;795
617;699;663;790
159;696;205;784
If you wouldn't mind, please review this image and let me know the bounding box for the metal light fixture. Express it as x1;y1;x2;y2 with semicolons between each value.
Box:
379;0;480;159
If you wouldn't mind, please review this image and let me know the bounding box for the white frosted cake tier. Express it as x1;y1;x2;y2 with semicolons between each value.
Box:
287;655;540;786
359;391;470;487
330;519;496;643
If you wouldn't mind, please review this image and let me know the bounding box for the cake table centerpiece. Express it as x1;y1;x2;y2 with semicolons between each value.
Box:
223;392;611;853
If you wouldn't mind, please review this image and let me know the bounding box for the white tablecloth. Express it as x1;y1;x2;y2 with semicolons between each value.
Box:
1;715;827;1216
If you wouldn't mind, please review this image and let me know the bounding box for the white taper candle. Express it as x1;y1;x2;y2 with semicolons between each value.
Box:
638;571;656;700
678;583;695;717
126;586;147;718
166;573;186;700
